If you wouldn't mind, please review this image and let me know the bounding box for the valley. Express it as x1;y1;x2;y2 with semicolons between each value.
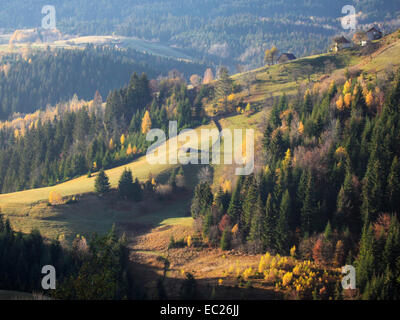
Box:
1;29;400;300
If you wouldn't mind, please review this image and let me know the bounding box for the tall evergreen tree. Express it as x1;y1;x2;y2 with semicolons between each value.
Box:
355;224;376;292
227;178;243;224
94;169;111;194
361;158;384;224
277;189;291;254
335;170;361;233
300;169;316;235
248;195;264;243
387;157;400;214
191;182;213;218
242;176;258;237
118;168;134;200
263;193;277;252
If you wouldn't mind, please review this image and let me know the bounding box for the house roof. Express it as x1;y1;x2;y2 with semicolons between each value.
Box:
367;26;382;34
334;36;351;44
353;31;368;41
278;53;297;61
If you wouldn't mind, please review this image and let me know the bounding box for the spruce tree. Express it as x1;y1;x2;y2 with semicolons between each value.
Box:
387;157;400;214
263;193;277;252
95;169;110;194
335;170;361;233
191;182;213;218
227;180;243;224
277;190;291;254
242;177;258;237
118;168;134;200
300;169;316;235
215;67;232;106
248;195;264;243
220;228;231;251
383;217;400;273
361;158;384;224
132;178;142;202
203;210;214;238
355;224;376;292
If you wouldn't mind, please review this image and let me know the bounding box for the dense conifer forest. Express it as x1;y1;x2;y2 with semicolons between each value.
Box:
0;47;205;119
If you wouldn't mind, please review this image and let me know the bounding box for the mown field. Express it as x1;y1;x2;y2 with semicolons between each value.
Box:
0;34;194;61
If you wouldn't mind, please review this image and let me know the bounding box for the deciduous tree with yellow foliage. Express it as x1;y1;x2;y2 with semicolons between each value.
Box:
141;110;152;134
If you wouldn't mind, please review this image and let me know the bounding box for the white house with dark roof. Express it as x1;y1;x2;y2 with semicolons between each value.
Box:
332;36;352;52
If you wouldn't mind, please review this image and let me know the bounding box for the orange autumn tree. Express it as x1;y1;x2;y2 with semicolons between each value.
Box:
120;134;126;146
343;80;351;95
141;110;152;134
298;121;304;135
336;95;344;111
312;238;324;265
366;91;374;108
109;138;114;150
126;143;133;155
344;93;352;108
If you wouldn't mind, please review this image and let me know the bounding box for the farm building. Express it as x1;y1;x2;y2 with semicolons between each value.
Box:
332;36;352;52
366;27;383;41
277;53;297;64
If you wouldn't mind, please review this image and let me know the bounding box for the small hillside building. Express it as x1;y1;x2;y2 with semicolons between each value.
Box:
366;27;383;41
333;36;352;52
277;53;297;64
353;31;370;46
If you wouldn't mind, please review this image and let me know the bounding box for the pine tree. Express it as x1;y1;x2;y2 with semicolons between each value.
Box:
132;178;142;202
276;190;291;254
300;169;316;235
220;228;231;251
227;178;243;224
303;90;313;115
361;158;384;224
355;224;376;292
387;157;400;214
324;221;333;242
383;217;400;273
191;182;213;218
248;195;264;243
215;67;232;106
215;187;230;214
387;70;400;114
203;210;214;238
335;170;361;233
242;176;258;237
118;168;134;200
263;193;277;252
95;169;110;194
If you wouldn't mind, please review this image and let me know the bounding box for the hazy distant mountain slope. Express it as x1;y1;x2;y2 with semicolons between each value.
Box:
1;1;399;67
0;47;205;119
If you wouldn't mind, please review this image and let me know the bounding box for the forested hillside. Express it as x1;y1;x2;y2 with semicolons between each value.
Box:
0;47;205;119
1;0;399;67
0;72;207;193
191;65;400;299
0;215;141;299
